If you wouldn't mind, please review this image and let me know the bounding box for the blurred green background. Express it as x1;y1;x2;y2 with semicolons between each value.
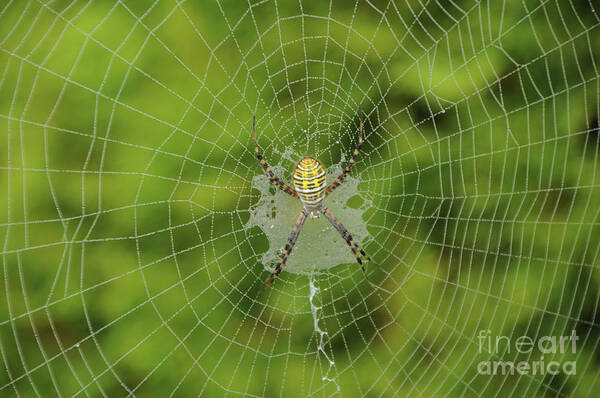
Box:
1;0;600;396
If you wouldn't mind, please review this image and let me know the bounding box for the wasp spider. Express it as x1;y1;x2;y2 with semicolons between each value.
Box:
253;107;377;290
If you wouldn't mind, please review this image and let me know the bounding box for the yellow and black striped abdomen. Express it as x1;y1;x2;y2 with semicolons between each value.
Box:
293;157;327;208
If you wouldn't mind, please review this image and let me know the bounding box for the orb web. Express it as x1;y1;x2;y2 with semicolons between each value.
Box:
1;1;600;397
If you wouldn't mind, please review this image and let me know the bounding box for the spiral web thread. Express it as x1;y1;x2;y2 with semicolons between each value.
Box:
1;0;600;396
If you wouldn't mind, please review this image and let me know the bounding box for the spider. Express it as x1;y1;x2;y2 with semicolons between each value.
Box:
252;107;377;290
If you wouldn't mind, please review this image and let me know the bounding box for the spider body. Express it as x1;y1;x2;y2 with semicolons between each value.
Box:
252;107;377;290
293;157;327;218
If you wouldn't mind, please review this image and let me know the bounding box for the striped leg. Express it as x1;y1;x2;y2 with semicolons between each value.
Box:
325;106;364;196
263;208;308;291
322;206;377;279
253;115;299;198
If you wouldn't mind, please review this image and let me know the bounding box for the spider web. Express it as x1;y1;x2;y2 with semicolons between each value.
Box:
1;0;600;396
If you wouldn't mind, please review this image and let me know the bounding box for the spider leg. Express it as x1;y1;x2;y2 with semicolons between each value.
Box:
325;106;364;196
253;115;299;198
263;208;308;291
322;206;377;279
